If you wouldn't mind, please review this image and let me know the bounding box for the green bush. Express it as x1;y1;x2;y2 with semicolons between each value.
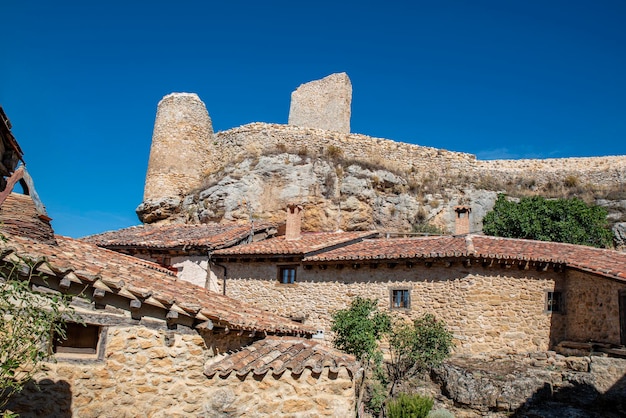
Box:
387;393;434;418
483;194;613;248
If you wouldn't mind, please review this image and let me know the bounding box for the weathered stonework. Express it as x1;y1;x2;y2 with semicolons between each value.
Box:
288;72;352;133
218;262;626;355
203;367;356;417
6;324;357;417
143;93;213;201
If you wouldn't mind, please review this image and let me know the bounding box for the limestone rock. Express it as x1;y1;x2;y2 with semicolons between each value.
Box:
288;73;352;133
612;222;626;249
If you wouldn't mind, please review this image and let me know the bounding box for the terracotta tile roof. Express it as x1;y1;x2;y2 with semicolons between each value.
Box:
204;336;359;378
0;232;314;335
303;235;470;261
303;234;626;282
471;235;626;281
0;193;55;244
81;222;278;251
213;231;378;257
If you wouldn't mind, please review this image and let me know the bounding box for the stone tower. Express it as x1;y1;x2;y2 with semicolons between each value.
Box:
288;72;352;133
143;93;213;202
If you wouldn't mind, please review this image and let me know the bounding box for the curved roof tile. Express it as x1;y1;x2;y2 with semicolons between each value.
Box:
204;336;359;379
0;233;315;335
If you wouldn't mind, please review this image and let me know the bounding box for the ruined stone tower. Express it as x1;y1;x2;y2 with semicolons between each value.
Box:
143;93;213;202
288;72;352;133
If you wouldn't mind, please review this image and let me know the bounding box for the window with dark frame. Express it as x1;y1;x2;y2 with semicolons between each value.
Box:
391;289;410;309
278;266;296;284
547;291;563;313
53;323;101;355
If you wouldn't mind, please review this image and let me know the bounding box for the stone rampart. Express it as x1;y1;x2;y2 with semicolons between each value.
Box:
209;123;626;191
211;122;477;179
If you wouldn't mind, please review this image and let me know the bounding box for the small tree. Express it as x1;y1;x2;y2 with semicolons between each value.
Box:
331;297;391;416
387;314;454;395
0;256;76;411
483;194;613;248
331;297;391;361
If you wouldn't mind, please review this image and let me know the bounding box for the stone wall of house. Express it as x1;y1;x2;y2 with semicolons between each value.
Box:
204;367;356;417
563;270;626;345
6;324;355;417
221;262;567;355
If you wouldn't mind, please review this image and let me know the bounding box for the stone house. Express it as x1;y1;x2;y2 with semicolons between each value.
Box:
82;221;279;292
0;109;360;417
212;210;626;356
0;193;359;417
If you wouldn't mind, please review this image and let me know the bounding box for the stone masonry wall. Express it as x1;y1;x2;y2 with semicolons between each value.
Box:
211;123;477;182
221;261;566;355
563;270;626;344
6;324;355;418
144;93;213;201
209;123;626;191
204;367;356;417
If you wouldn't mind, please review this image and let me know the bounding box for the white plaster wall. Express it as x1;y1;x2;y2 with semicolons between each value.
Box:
172;255;210;289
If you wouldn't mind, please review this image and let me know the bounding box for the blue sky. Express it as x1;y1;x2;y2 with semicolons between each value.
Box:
2;1;625;238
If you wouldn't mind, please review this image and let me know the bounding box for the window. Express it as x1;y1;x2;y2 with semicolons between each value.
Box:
278;266;296;284
546;291;563;313
53;323;101;355
391;289;410;309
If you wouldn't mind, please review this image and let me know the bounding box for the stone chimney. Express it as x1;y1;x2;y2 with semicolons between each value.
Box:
454;206;472;235
285;203;303;241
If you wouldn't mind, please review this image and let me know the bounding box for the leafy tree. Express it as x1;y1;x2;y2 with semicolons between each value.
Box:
331;297;391;361
331;297;391;416
483;194;613;248
0;256;76;411
387;314;454;395
332;300;454;415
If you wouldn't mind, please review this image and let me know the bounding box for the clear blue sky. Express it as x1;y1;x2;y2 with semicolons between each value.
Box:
2;1;625;238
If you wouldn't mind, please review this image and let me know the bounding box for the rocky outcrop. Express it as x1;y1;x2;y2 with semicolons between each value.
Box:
288;72;352;133
136;149;626;241
137;152;501;234
431;354;626;417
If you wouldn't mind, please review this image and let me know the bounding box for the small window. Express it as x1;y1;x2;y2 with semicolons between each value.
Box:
278;266;296;284
547;291;563;313
391;289;410;309
53;323;101;355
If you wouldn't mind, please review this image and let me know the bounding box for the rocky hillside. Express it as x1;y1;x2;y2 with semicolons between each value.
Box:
136;146;626;247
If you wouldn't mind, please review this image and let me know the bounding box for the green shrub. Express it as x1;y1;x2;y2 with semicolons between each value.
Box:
386;393;434;418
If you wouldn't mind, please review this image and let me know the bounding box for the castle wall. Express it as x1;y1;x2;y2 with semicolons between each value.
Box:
212;123;477;179
144;93;213;201
220;261;571;355
210;123;626;190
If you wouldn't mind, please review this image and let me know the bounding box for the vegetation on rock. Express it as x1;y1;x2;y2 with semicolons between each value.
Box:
331;298;454;416
386;393;434;418
483;194;613;248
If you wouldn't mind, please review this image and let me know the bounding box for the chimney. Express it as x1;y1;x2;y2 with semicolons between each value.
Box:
454;205;471;235
285;203;303;241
